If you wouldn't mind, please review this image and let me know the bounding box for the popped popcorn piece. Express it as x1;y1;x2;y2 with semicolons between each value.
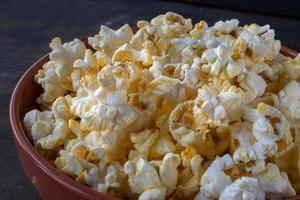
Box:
201;44;242;79
51;96;74;120
124;158;164;197
281;54;300;80
199;154;233;199
177;151;204;197
97;161;126;193
169;100;200;147
149;76;186;102
151;12;193;38
159;153;181;194
193;78;243;124
219;177;265;200
35;37;86;104
256;163;296;197
190;20;208;39
36;119;70;150
55;150;96;178
255;102;293;157
73;49;98;69
23;109;54;142
129;129;176;162
138;186;166;200
88;24;133;58
214;19;239;34
80;103;138;132
278;80;300;128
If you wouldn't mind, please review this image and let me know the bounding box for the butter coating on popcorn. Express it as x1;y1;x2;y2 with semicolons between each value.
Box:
23;12;300;200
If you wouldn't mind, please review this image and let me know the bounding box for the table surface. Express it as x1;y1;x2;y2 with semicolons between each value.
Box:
1;0;299;199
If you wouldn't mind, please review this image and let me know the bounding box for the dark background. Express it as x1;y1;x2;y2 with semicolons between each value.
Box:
1;0;299;199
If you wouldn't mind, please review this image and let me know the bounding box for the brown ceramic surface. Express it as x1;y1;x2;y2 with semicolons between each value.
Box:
9;36;300;200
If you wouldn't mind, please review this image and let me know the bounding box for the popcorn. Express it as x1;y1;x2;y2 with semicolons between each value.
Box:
219;177;265;200
149;76;186;102
51;96;74;120
201;44;242;79
80;103;138;132
214;19;239;34
73;49;98;69
190;20;208;39
281;54;300;80
55;150;97;178
31;120;53;143
199;154;233;199
256;163;296;197
159;153;181;194
35;37;86;104
23;109;54;141
193;78;243;124
278;80;300;128
177;151;204;197
88;24;133;58
97;161;126;193
151;12;193;38
169;100;200;147
238;70;267;104
255;103;293;157
129;130;177;161
124;158;165;197
274;146;300;193
23;12;300;200
36;119;70;150
138;186;166;200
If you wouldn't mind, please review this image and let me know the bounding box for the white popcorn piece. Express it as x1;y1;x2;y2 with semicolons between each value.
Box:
201;44;242;79
199;154;233;199
35;37;86;104
138;186;166;200
194;79;243;124
31;120;53;143
177;152;204;197
238;70;267;104
214;19;239;34
150;76;186;102
97;161;126;193
88;24;133;58
73;49;98;69
51;96;74;120
159;153;181;194
80;104;138;132
255;103;293;157
278;80;300;128
124;158;164;196
36;119;70;150
23;109;54;141
219;177;265;200
169;100;201;148
282;54;300;80
151;12;193;38
55;150;96;177
256;163;296;197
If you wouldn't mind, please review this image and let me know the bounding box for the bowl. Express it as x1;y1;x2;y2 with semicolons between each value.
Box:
9;35;299;200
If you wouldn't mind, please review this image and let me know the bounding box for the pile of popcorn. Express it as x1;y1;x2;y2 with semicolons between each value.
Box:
23;12;300;200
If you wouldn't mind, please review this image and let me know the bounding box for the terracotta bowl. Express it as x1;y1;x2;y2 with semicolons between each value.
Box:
9;36;299;200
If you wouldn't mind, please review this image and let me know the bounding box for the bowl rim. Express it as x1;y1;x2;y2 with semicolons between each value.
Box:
9;39;298;199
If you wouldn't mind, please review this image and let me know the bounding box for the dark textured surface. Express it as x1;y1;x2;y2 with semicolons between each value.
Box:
0;0;299;199
176;0;300;17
